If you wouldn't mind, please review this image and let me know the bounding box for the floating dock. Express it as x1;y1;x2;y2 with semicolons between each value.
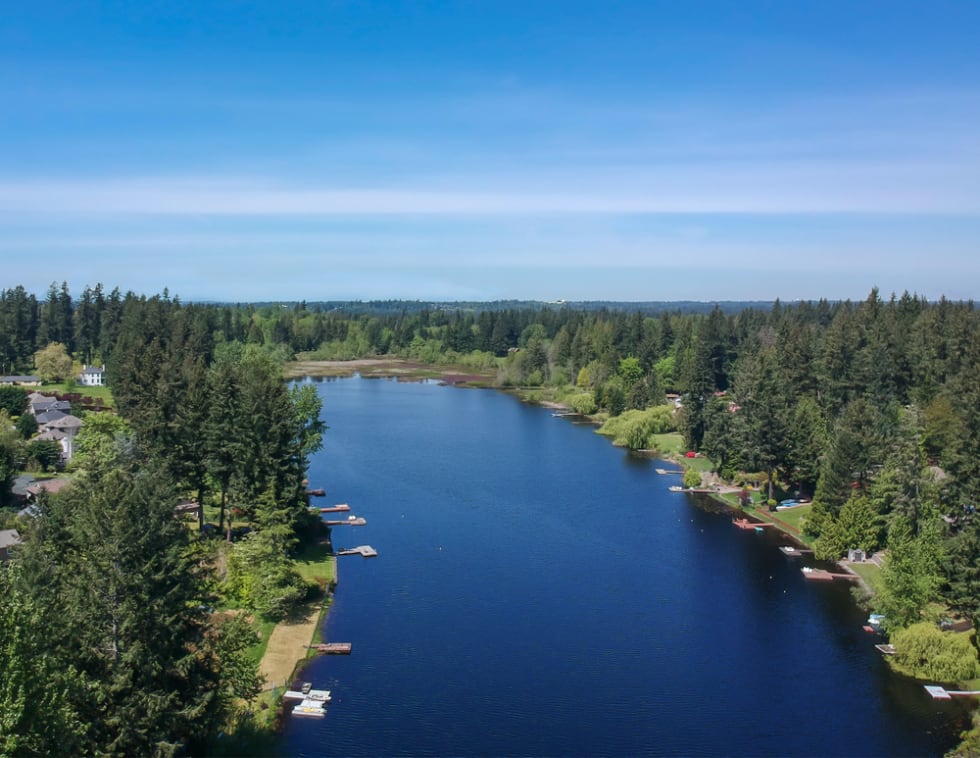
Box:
925;685;980;700
875;644;897;655
655;468;684;475
319;503;351;513
308;642;352;655
306;488;326;497
283;688;332;702
325;517;367;526
801;567;858;582
733;518;774;530
338;545;378;558
779;546;803;556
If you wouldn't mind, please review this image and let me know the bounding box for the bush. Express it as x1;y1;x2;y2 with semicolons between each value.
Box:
890;623;980;682
596;405;676;449
683;468;702;489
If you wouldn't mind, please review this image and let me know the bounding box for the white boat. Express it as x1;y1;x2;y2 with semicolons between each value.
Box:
305;689;332;702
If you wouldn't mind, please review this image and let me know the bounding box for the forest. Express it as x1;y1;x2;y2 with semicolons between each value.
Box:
1;282;979;754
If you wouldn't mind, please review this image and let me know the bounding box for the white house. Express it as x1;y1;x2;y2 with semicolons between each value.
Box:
79;365;106;387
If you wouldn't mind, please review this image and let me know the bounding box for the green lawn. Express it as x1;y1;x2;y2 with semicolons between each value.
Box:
39;381;115;407
650;433;685;456
848;560;883;593
294;541;336;586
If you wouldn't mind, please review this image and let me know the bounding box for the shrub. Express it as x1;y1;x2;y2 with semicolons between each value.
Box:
683;468;702;489
890;623;980;682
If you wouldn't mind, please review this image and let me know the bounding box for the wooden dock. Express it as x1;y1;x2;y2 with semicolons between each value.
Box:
338;545;378;558
308;642;352;655
875;643;897;655
779;545;803;556
306;488;326;497
733;518;774;530
801;567;859;582
324;517;367;526
319;503;351;513
655;468;684;475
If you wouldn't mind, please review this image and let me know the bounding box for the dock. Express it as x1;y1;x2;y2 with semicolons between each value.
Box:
655;468;684;475
306;488;326;497
338;545;378;558
801;567;859;582
324;517;367;526
875;643;897;655
733;518;774;530
779;545;803;556
925;685;980;700
308;642;352;655
282;688;332;702
319;503;351;513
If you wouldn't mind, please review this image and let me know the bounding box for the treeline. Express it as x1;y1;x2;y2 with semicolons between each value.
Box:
1;286;328;754
2;282;980;737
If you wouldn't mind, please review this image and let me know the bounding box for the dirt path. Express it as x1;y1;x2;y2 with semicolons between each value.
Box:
258;602;322;691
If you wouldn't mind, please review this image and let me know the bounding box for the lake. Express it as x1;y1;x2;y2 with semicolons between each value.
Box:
280;376;969;756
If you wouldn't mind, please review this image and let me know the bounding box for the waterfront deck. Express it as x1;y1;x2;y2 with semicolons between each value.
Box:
319;503;351;513
732;518;773;530
308;642;353;655
925;685;980;700
338;545;378;557
325;517;367;526
801;567;859;582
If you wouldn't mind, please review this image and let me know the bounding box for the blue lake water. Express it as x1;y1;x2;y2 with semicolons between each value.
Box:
280;376;969;756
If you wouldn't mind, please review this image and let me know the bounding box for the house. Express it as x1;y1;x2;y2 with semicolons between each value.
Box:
0;529;22;561
79;365;106;387
36;414;84;461
0;375;40;386
27;393;71;417
25;478;72;501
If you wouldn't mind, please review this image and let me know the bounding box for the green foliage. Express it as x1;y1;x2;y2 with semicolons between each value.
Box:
33;341;73;382
813;494;883;561
224;532;309;621
0;563;86;755
23;438;62;471
0;410;19;506
15;411;36;438
874;512;945;631
70;410;133;471
213;614;264;704
890;624;979;682
596;405;675;450
683;468;702;489
566;392;597;416
11;465;228;755
618;356;644;386
0;385;27;416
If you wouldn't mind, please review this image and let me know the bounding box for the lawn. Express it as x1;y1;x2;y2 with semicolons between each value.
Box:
848;561;883;593
650;433;685;456
294;540;336;586
39;381;115;407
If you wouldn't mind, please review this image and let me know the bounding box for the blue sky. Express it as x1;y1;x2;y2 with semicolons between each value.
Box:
1;1;979;302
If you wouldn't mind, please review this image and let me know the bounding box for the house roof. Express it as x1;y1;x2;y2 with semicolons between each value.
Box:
0;375;40;384
25;478;72;497
81;366;105;375
36;429;67;441
0;529;22;550
35;409;68;425
45;414;83;431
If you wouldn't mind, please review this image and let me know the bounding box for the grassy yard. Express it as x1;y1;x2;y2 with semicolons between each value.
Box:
294;540;336;586
649;432;685;456
39;381;115;407
847;560;883;593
